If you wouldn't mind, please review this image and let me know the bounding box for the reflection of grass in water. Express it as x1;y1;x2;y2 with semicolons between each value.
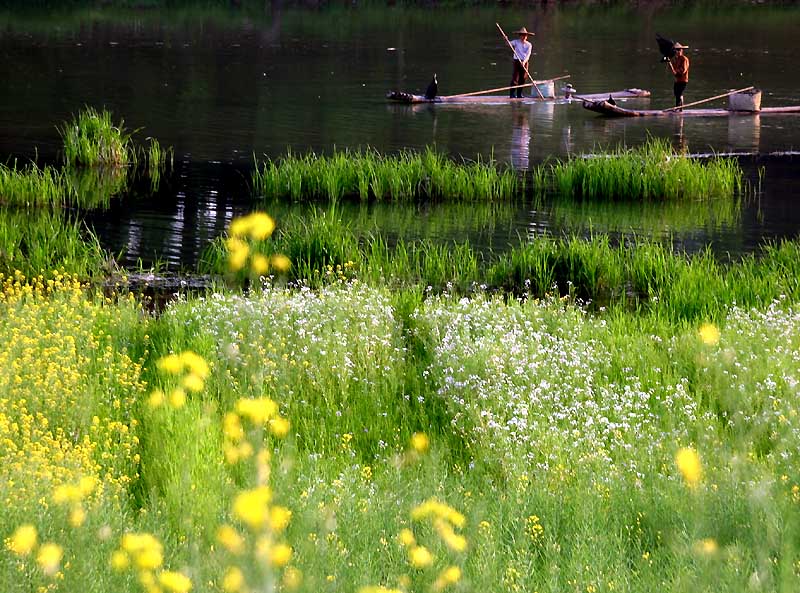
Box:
253;148;519;202
534;138;745;201
0;161;66;207
65;166;128;210
263;199;519;240
0;207;107;277
542;194;742;235
142;137;174;192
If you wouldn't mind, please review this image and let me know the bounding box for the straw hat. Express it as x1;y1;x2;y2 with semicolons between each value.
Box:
513;27;534;36
673;41;689;49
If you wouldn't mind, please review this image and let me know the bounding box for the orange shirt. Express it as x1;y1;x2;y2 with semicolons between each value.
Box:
670;54;690;83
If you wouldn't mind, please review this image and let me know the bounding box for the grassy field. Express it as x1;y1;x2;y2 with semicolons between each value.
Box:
2;200;800;592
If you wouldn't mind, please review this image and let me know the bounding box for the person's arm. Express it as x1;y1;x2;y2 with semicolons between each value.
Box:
523;42;532;66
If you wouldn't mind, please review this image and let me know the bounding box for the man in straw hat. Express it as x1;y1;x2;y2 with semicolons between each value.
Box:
668;41;690;109
509;26;533;99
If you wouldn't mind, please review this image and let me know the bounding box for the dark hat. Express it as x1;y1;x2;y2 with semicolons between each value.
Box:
513;27;534;36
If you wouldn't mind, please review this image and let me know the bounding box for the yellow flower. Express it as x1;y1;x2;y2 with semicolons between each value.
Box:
269;543;292;567
158;570;193;593
411;498;466;528
433;565;462;590
269;506;292;533
148;389;165;408
69;506;87;528
121;533;163;570
359;588;404;593
223;413;244;442
268;417;290;438
182;373;205;393
409;545;433;568
434;519;467;552
228;243;250;272
157;354;183;374
398;528;416;547
251;254;270;276
36;542;63;576
222;566;245;593
169;388;187;409
676;447;702;487
271;254;291;273
8;524;37;556
180;351;210;379
410;432;430;454
236;398;278;426
110;550;129;571
233;486;273;530
698;323;720;346
216;525;245;554
694;538;719;556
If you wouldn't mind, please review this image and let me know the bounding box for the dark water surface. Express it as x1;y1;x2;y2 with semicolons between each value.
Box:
2;4;799;267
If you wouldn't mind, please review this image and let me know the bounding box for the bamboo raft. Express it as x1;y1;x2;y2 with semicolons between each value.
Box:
387;88;651;104
583;99;800;117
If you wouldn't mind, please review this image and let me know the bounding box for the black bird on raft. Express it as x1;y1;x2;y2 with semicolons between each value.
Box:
608;95;617;106
425;73;438;100
656;33;676;63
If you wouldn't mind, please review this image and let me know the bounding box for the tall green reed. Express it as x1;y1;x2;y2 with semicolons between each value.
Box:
60;107;133;167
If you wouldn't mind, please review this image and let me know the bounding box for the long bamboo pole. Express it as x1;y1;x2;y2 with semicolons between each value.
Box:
445;75;571;99
662;86;754;112
496;23;545;100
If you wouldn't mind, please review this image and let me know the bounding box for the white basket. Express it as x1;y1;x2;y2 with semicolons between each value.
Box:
728;89;762;112
533;81;555;98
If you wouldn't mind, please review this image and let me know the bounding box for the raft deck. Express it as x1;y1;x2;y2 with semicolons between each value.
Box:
583;99;800;117
386;88;651;104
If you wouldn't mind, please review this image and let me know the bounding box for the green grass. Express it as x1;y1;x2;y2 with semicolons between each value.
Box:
535;138;745;201
0;161;67;207
60;107;133;168
252;147;521;202
0;207;109;277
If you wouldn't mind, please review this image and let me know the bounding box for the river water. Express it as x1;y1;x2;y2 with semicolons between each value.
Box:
1;4;799;267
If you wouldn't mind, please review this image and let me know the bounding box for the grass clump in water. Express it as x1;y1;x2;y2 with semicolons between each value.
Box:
60;107;133;167
252;147;520;202
538;138;744;201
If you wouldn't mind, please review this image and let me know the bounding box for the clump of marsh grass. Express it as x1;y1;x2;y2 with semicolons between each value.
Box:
534;138;745;201
60;107;133;167
252;147;520;202
143;137;174;191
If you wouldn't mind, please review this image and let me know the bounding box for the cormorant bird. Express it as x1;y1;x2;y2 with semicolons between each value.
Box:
607;95;617;106
425;74;438;100
656;33;676;63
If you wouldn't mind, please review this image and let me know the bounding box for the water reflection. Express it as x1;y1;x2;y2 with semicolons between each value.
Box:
728;114;761;153
510;106;531;170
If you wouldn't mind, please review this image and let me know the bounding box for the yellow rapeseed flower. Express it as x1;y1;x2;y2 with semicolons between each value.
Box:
398;528;416;547
268;416;290;438
69;506;87;528
694;538;719;556
8;524;37;556
269;543;292;567
282;566;303;591
36;542;63;576
182;373;205;393
359;587;404;593
698;323;720;346
222;566;245;593
157;354;183;375
111;550;129;571
410;432;430;454
676;447;702;488
271;254;291;273
433;565;462;590
411;498;466;528
251;254;270;276
235;398;278;426
180;352;210;379
434;519;467;552
169;388;187;409
158;570;193;593
408;545;433;568
148;389;165;409
233;486;273;530
217;525;245;554
269;506;292;533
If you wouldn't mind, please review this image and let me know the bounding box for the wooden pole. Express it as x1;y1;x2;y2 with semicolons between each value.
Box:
662;86;755;112
496;22;545;100
445;75;571;99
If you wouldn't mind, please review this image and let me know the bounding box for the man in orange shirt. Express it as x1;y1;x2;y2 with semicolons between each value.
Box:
668;42;690;109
